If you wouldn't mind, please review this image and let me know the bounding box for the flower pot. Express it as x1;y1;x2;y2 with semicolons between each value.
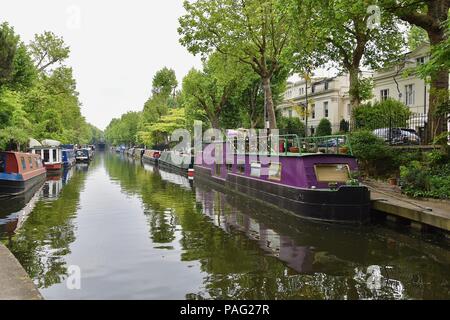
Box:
339;146;349;154
388;178;397;186
289;146;299;153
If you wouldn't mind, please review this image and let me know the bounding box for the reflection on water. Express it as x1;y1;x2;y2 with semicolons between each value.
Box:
0;153;449;300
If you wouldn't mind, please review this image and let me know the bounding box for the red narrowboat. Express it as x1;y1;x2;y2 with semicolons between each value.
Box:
0;151;47;195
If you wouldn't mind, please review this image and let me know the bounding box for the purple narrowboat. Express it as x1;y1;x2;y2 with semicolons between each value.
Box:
194;134;371;224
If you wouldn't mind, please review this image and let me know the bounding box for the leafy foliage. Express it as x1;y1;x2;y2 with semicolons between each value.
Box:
352;98;411;130
0;22;100;150
315;118;332;137
349;130;396;176
277;117;306;137
400;150;450;199
178;0;294;128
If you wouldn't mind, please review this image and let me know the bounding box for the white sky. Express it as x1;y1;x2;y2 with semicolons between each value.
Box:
2;0;203;130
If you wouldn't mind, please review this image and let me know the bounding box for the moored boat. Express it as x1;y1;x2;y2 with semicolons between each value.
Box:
142;150;161;165
158;150;194;178
194;134;370;224
31;144;63;172
0;151;46;195
75;148;91;163
62;149;76;167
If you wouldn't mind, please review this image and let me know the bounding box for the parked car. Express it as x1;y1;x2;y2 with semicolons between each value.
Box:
317;137;345;148
373;128;421;145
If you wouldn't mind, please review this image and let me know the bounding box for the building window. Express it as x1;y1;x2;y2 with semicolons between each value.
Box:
226;164;233;172
324;102;329;118
310;127;315;135
311;104;316;119
311;85;315;93
347;104;352;116
416;57;425;65
405;84;415;105
324;81;329;90
288;109;293;118
380;89;389;101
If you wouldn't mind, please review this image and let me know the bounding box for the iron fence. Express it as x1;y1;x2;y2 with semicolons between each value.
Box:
350;113;428;146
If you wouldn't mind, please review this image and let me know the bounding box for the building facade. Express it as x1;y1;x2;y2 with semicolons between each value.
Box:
372;43;430;114
277;75;351;135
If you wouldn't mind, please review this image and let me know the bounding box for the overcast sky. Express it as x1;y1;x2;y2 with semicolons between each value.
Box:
2;0;203;129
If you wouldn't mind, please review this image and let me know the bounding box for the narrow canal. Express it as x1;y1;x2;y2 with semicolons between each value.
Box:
1;152;449;299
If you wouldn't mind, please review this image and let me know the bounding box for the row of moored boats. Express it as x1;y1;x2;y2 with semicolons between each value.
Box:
0;140;95;196
115;133;372;225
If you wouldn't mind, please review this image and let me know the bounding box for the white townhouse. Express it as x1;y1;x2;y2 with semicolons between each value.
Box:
372;43;431;114
277;75;352;135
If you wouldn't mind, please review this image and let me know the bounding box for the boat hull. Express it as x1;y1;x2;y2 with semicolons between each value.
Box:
0;171;46;195
45;163;62;171
195;165;371;224
142;156;158;166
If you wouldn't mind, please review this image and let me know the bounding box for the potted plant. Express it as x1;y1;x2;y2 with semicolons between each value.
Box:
289;146;300;153
388;176;398;186
338;144;349;154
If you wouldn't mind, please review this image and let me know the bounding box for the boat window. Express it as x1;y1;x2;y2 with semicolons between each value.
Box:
43;150;50;162
21;157;26;170
29;157;33;168
215;163;221;177
250;162;261;177
226;164;233;173
0;155;5;172
237;164;245;175
314;164;350;182
53;149;57;162
269;163;282;181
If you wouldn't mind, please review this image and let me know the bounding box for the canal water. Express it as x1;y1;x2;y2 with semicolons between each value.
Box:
0;152;449;300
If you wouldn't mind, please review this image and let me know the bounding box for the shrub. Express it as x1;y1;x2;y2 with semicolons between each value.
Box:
399;148;450;199
277;117;305;137
339;119;349;133
315;118;332;136
352;98;411;130
349;130;395;176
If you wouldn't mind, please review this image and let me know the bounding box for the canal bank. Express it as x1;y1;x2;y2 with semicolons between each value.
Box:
0;242;42;300
366;180;450;233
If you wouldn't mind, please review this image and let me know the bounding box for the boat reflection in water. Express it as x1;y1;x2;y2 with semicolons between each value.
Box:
0;181;43;241
196;186;314;273
143;163;193;190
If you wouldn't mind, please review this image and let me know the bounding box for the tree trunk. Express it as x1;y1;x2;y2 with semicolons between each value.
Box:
427;30;449;141
210;116;220;129
349;67;361;109
262;76;277;129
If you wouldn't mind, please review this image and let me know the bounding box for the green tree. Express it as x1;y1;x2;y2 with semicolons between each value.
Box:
352;98;412;130
408;26;428;50
0;22;19;87
178;0;294;129
316;118;332;136
381;0;450;140
152;67;178;97
181;53;246;128
29;31;70;72
291;0;404;109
